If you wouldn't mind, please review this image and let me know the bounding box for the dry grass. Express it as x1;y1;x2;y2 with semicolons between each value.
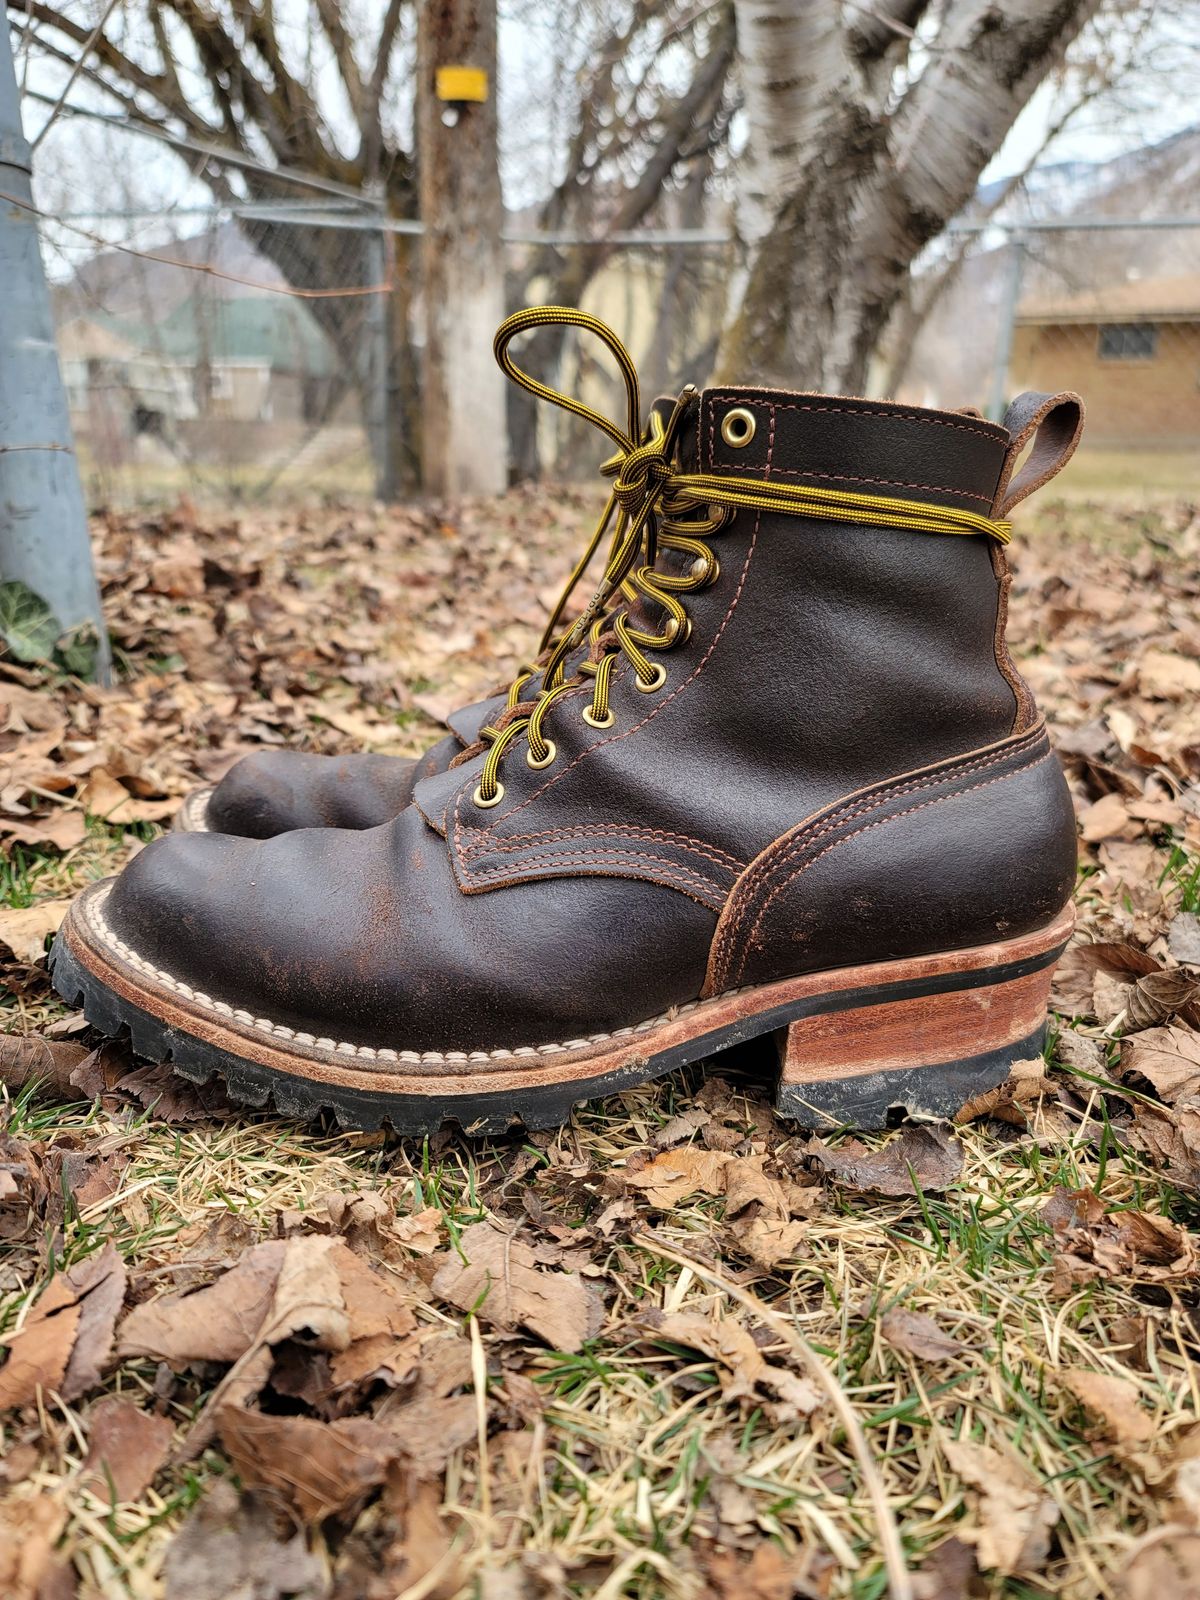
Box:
1;487;1199;1600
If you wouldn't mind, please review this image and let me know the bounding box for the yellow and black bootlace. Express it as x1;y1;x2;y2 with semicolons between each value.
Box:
471;306;1013;810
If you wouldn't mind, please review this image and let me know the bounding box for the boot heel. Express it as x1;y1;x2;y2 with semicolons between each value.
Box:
773;911;1072;1129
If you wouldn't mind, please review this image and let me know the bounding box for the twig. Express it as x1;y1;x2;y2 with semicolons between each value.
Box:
632;1229;914;1600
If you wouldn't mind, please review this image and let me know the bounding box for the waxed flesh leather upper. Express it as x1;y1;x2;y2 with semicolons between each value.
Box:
105;386;1078;1054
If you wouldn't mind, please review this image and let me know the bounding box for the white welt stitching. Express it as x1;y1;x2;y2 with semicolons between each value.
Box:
80;883;727;1064
176;788;214;833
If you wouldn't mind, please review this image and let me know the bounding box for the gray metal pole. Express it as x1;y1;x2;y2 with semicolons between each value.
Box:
986;234;1026;424
0;21;109;679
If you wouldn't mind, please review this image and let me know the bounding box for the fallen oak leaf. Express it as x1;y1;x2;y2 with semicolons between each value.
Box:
0;1492;73;1600
1118;1531;1200;1600
431;1221;603;1352
880;1307;965;1362
1125;1099;1200;1190
0;1242;126;1409
78;768;178;824
1169;912;1200;968
81;1396;175;1503
641;1309;822;1421
956;1056;1055;1128
1122;1027;1200;1103
623;1146;732;1206
807;1125;963;1195
0;901;71;966
216;1408;403;1523
0;1034;90;1097
161;1480;327;1600
0;811;87;852
1062;1368;1154;1453
109;1062;235;1122
945;1439;1059;1577
118;1239;289;1365
119;1235;421;1452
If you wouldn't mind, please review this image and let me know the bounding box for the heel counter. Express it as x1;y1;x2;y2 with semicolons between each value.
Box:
706;728;1077;995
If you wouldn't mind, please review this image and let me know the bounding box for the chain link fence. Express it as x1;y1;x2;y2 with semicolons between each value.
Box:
41;188;1200;508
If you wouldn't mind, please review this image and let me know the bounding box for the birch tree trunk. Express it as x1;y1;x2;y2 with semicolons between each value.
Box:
417;0;508;496
717;0;1104;393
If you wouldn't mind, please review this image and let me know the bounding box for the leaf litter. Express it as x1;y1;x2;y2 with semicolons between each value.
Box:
0;493;1198;1596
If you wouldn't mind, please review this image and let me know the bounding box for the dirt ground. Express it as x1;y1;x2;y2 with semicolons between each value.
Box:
1;486;1199;1600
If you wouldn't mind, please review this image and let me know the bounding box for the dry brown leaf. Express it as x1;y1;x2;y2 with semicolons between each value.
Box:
911;1538;979;1600
0;812;87;852
1079;790;1138;842
1041;1186;1200;1290
162;1480;327;1600
122;1233;422;1454
0;1243;126;1409
1118;1532;1200;1600
0;901;71;966
1169;913;1200;968
808;1125;963;1195
118;1239;289;1365
109;1061;235;1121
945;1439;1059;1576
217;1408;402;1523
81;1396;174;1503
880;1307;965;1362
956;1056;1055;1127
1125;971;1200;1032
78;768;178;824
623;1148;816;1266
1123;1027;1200;1102
0;1034;90;1096
1062;1368;1154;1450
1126;1100;1200;1189
431;1221;603;1352
645;1309;822;1421
334;1469;463;1600
624;1145;732;1206
0;1492;73;1600
700;1542;835;1600
1138;650;1200;699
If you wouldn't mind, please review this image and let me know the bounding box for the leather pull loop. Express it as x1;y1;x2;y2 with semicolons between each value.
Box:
992;391;1085;519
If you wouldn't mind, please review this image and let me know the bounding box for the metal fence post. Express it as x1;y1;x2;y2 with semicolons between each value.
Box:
0;21;109;680
364;204;394;500
986;232;1026;424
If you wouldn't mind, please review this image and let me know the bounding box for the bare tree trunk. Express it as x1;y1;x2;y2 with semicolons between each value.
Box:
417;0;507;496
717;0;1103;393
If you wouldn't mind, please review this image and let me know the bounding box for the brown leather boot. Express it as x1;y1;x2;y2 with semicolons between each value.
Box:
177;402;683;837
53;308;1083;1134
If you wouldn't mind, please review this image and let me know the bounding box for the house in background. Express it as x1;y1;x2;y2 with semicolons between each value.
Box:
58;315;195;466
56;294;352;470
149;295;345;430
1010;275;1200;448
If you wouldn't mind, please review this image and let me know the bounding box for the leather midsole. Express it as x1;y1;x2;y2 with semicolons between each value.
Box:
59;883;1073;1098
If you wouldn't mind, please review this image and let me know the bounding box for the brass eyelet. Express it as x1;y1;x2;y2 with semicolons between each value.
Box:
636;663;668;693
526;739;556;770
473;782;504;809
582;705;615;729
662;615;691;647
720;407;756;448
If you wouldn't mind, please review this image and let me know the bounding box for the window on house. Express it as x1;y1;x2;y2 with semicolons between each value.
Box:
1097;323;1158;360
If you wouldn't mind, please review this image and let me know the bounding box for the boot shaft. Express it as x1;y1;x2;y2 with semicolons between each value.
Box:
416;383;1063;870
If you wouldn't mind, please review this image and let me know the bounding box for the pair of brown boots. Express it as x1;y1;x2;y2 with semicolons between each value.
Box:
53;307;1083;1136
